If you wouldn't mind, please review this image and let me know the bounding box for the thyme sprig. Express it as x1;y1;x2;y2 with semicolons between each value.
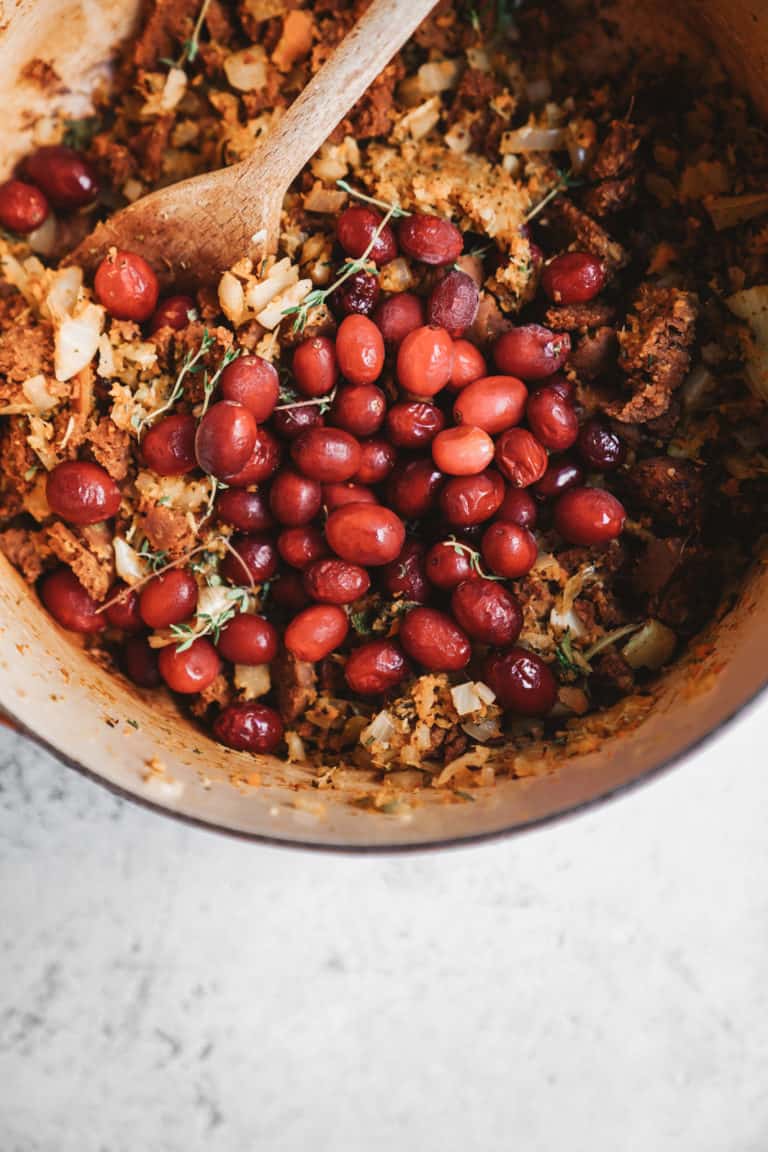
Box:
170;586;250;652
136;329;215;435
200;345;241;416
524;167;582;224
137;541;170;573
445;536;504;581
178;0;212;67
335;180;411;219
274;385;337;414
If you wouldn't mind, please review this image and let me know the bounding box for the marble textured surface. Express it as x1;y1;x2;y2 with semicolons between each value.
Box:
1;697;767;1152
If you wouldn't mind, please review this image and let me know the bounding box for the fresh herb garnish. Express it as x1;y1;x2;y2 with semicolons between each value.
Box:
274;384;337;414
445;536;503;581
525;168;582;224
62;115;102;151
170;586;250;651
137;328;216;434
137;541;170;573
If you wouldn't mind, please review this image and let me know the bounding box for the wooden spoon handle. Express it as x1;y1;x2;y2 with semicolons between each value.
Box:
244;0;437;188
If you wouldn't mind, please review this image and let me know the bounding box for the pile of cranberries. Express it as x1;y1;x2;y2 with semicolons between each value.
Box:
0;145;99;234
32;185;629;758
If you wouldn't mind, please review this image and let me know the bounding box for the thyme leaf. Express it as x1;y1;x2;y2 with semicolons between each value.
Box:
136;328;216;435
445;536;504;581
170;586;251;651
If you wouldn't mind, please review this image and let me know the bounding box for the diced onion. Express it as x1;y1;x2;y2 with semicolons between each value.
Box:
234;663;271;699
361;710;397;748
501;125;566;153
21;374;58;413
54;303;104;381
622;619;676;670
26;213;57;257
113;537;148;585
705;193;768;232
727;285;768;403
223;46;267;92
418;59;462;94
45;266;82;321
218;270;246;326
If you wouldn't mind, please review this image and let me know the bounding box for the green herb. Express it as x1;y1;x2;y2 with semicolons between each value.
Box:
335;180;411;219
137;328;215;434
455;789;477;803
137;541;170;573
23;466;38;482
126;719;140;730
62;115;101;151
175;0;212;68
350;608;374;636
445;536;503;581
200;345;241;416
555;632;589;678
524;168;582;224
274;384;337;415
170;586;251;652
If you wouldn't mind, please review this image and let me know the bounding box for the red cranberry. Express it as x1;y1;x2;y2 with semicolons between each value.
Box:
345;640;410;695
123;637;161;688
303;558;371;604
554;487;626;545
439;470;505;526
40;568;105;633
424;540;480;590
484;648;557;715
396;325;453;397
427;270;480;337
398;214;463;266
269;470;322;526
355;438;397;485
336;315;385;385
223;426;281;487
325;503;405;566
495;428;549;488
213;702;284;752
293;336;338;398
451;580;522;646
337;205;397;266
577;419;626;471
381;539;429;602
46;461;121;525
285;604;349;661
331;269;380;316
0;179;49;234
541;252;606;305
399;607;471;671
139;569;198;629
373;293;425;345
94;249;159;322
454;375;527;435
330;383;386;437
497;487;538;529
386;458;444;518
449;339;487;390
158;638;221;694
322;482;378;511
142;413;196;476
432;426;495;476
104;584;144;632
149;295;196;333
216;487;274;533
221;534;279;585
220;354;280;421
290;427;361;483
480;522;538;578
534;458;584;499
386;402;445;448
22;145;98;210
526;386;579;452
216;613;279;665
272;403;324;440
277;526;328;569
195;400;258;481
494;324;571;380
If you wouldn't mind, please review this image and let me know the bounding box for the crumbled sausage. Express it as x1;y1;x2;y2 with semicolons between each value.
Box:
189;673;233;717
0;528;49;583
442;728;469;764
592;649;635;696
274;649;318;723
624;457;705;533
583;120;641;217
45;521;115;601
570;326;618;381
137;502;198;557
544;301;616;331
87;418;132;481
546;197;629;272
0;419;37;517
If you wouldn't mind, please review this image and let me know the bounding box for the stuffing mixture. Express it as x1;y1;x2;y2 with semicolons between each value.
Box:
1;0;768;793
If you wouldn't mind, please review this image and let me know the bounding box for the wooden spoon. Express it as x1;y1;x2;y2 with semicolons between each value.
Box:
72;0;437;286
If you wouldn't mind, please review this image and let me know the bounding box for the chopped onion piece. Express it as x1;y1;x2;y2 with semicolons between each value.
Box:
219;270;246;326
622;620;676;670
54;303;104;382
705;193;768;231
26;213;57;257
361;710;396;748
21;374;58;413
45;266;82;321
224;46;267;92
285;730;306;762
501;125;566;153
113;537;148;585
727;285;768;403
234;663;271;699
418;59;462;93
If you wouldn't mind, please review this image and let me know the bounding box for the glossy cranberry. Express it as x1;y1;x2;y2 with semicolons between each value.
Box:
277;526;328;570
494;324;571;380
439;470;505;526
345;640;410;696
481;521;538;578
213;702;284;753
290;426;361;483
94;249;159;322
427;269;480;337
158;638;221;695
451;580;523;646
449;339;487;390
495;428;548;488
221;534;278;585
326;502;405;566
123;636;161;688
220;354;280;420
0;179;49;233
526;386;579;452
269;469;322;526
554;487;626;545
216;613;279;665
331;269;380;317
497;487;538;529
223;426;281;486
534;457;585;499
139;569;198;629
104;584;143;632
381;539;429;603
425;540;480;590
453;375;527;435
40;568;105;633
272;403;324;440
541;252;606;304
293;336;339;398
396;325;453;396
46;461;121;525
399;607;471;671
355;438;397;485
577;419;626;471
142;413;196;476
485;648;557;715
323;482;378;511
270;568;308;612
149;295;196;333
216;487;274;533
21;145;98;210
432;426;495;476
337;205;397;265
398;214;463;266
195;400;257;481
386;401;445;448
386;458;444;518
303;558;371;604
373;293;425;345
330;383;386;437
545;373;576;401
285;604;349;661
335;315;385;386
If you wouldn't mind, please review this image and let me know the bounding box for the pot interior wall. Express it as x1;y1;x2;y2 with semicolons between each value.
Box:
0;0;766;846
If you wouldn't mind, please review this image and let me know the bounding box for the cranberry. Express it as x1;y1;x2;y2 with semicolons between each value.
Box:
427;270;480;337
534;457;584;499
399;607;471;671
158;638;221;695
497;487;538;529
453;375;527;434
345;640;410;695
303;558;371;604
554;487;626;545
285;604;349;661
40;567;105;633
323;482;378;511
439;470;505;526
386;401;445;448
272;403;324;440
449;339;487;390
495;428;548;488
270;568;308;612
355;438;397;485
220;354;280;420
123;636;161;688
546;374;576;401
494;324;571;380
451;580;522;646
337;205;397;265
195;400;258;481
277;526;328;569
104;584;143;632
269;470;322;526
381;540;429;603
223;426;281;486
481;521;538;578
326;502;405;566
330;383;386;437
526;386;579;452
396;325;453;396
290;426;361;483
94;249;159;322
386;458;444;518
46;461;121;525
425;540;480;589
141;413;196;476
541;252;606;305
149;295;196;333
432;426;495;476
213;702;284;753
331;269;380;317
398;214;463;266
577;419;626;471
139;569;198;629
21;145;98;210
0;179;49;233
215;487;274;533
221;534;278;584
293;336;338;398
335;315;385;385
485;648;557;715
373;293;426;345
216;613;279;665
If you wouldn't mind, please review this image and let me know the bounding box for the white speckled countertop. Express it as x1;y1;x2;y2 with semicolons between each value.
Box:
1;699;767;1152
